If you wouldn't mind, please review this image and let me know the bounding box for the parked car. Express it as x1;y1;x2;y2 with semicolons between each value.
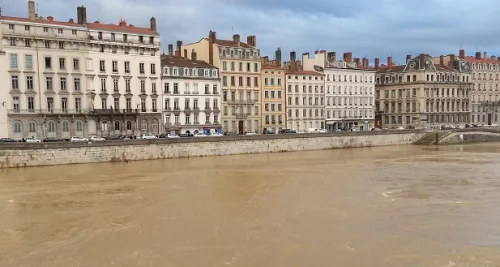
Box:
140;133;157;140
397;126;405;130
225;131;239;136
179;133;191;138
89;136;105;141
70;136;88;142
245;131;258;136
210;132;223;137
194;133;207;137
23;137;41;143
317;129;327;133
43;137;64;142
0;138;18;143
167;134;180;138
279;129;296;134
106;135;124;140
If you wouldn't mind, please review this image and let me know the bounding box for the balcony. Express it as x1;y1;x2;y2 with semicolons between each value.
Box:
236;112;250;119
91;108;140;115
213;91;219;95
227;99;258;105
204;107;212;113
8;109;87;115
164;90;171;95
204;91;211;95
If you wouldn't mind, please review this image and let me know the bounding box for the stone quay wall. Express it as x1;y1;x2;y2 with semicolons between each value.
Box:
0;131;427;168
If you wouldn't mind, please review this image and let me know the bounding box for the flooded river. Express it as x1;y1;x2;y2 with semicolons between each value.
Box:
1;144;500;267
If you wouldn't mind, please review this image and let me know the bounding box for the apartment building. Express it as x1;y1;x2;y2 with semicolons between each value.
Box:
261;48;286;134
0;1;161;139
375;54;472;128
161;43;221;135
302;51;375;131
182;31;261;134
285;51;325;131
437;50;500;125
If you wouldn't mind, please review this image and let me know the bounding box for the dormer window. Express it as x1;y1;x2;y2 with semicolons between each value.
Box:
164;67;169;75
173;68;178;76
192;69;197;77
184;68;189;76
204;70;209;76
139;36;144;43
212;70;217;77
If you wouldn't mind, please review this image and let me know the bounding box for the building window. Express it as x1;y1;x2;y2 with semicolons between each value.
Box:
140;80;146;93
112;60;118;72
11;76;19;90
74;78;81;91
152;99;157;112
141;119;147;130
59;58;66;70
8;24;14;30
25;55;33;69
57;28;63;34
139;63;145;74
44;40;50;48
43;27;48;32
46;77;53;90
29;121;36;133
126;121;132;130
73;58;80;70
9;39;16;46
47;121;56;132
113;79;119;92
99;60;105;72
141;99;146;112
114;98;120;110
72;30;77;35
100;78;107;92
62;121;70;132
124;61;130;73
9;54;18;69
45;57;52;69
58;41;64;50
75;98;81;112
27;97;35;112
76;121;83;132
13;121;23;133
60;77;67;91
151;64;156;75
12;96;20;111
114;121;120;131
99;45;104;53
125;79;131;92
25;39;31;47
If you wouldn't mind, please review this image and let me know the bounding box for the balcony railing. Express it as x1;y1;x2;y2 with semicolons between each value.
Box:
236;112;250;119
227;99;258;105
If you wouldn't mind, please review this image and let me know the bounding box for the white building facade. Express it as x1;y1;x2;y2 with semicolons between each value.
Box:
0;1;161;139
161;50;222;135
302;51;376;131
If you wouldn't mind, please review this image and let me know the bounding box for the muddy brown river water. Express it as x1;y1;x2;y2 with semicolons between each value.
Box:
1;144;500;267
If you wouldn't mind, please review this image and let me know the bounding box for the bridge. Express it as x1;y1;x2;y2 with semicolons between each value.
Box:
413;128;500;145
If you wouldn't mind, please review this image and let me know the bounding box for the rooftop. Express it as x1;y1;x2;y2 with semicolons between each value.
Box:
88;21;158;35
286;70;325;76
1;15;84;28
204;38;254;48
160;55;217;69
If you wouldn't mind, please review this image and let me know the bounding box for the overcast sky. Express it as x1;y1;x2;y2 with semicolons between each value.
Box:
3;0;500;65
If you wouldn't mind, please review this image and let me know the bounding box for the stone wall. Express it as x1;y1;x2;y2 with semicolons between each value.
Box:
438;131;500;145
0;131;426;168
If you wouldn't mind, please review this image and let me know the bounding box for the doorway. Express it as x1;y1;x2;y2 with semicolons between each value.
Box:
238;120;244;134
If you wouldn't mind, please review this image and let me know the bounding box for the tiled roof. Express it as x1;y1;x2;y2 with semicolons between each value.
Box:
376;65;406;73
462;56;500;64
286;70;325;76
203;38;254;48
1;16;84;27
433;64;455;72
88;22;158;35
160;55;217;69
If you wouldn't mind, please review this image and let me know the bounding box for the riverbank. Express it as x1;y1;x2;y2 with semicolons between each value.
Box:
0;131;426;168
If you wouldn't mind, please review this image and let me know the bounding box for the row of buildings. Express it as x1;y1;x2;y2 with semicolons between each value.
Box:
0;1;498;139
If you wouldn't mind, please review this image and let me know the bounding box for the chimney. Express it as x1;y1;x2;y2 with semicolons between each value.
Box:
343;53;348;62
327;52;336;62
406;54;412;63
439;55;444;65
347;52;353;62
419;54;425;69
47;16;54;22
275;47;281;63
233;34;240;46
320;50;326;54
183;49;188;58
28;1;36;20
150;17;157;32
387;56;393;67
175;40;183;57
191;49;197;61
459;49;465;59
68;18;74;23
303;52;310;58
449;54;456;68
208;31;216;65
77;6;87;25
247;35;256;47
362;57;369;68
119;20;126;27
484;52;487;58
476;52;481;59
314;50;319;54
354;58;360;67
168;44;173;56
375;58;380;69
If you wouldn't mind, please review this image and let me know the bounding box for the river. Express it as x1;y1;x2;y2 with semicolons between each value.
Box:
1;144;500;267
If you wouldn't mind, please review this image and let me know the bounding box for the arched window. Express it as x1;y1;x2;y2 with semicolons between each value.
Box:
76;120;83;132
126;121;132;130
28;121;36;133
47;120;56;132
141;119;147;131
62;120;70;132
152;119;159;132
114;121;120;131
13;121;23;133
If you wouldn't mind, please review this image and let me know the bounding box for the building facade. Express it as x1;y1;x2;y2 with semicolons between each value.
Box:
376;54;472;129
437;50;500;125
302;51;375;131
0;1;161;139
261;48;286;134
160;47;221;135
285;51;325;131
182;31;261;134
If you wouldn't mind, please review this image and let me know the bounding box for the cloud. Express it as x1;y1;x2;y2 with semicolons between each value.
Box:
3;0;500;64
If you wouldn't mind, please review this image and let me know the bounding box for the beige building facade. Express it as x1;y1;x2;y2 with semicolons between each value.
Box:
261;48;286;133
437;50;500;125
376;54;472;129
182;31;261;134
